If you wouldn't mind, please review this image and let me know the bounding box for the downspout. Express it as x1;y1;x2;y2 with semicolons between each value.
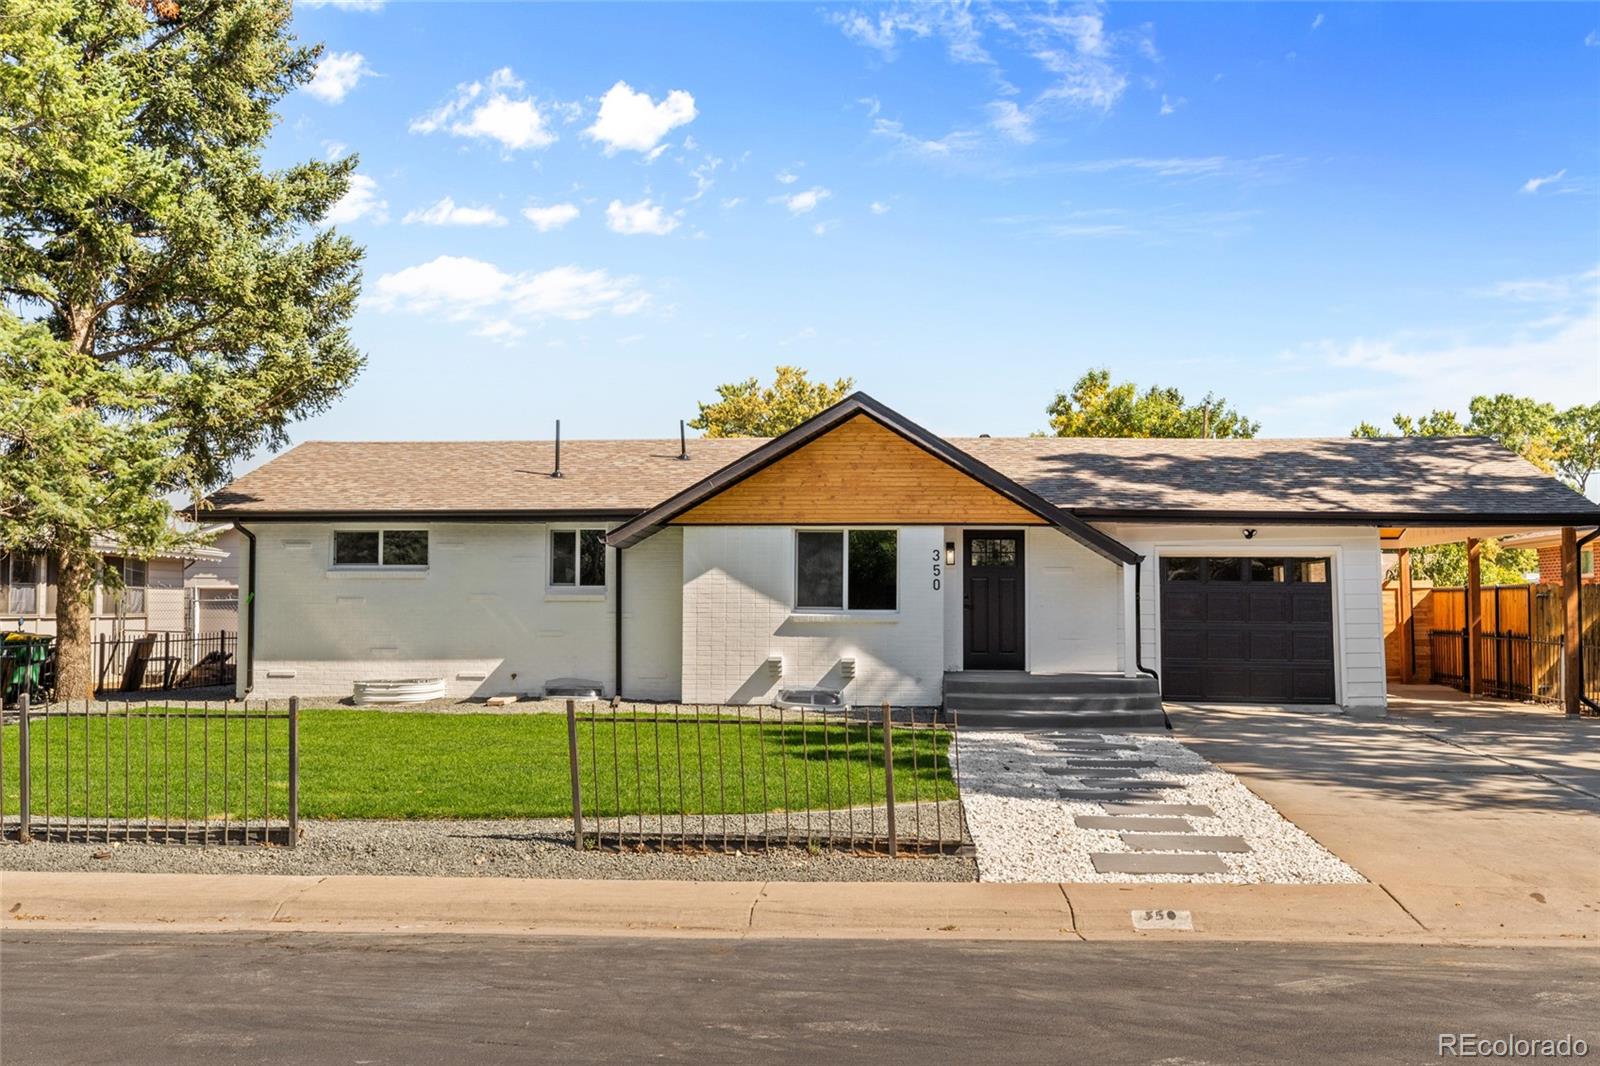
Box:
1579;528;1599;715
613;544;623;700
1133;558;1172;731
234;522;256;695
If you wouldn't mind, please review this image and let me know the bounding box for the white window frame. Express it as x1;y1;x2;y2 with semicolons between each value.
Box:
793;527;899;614
548;527;608;589
329;529;430;571
2;552;44;617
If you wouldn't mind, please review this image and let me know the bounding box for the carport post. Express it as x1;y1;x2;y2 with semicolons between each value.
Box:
1561;527;1581;716
1396;549;1415;684
1465;538;1482;697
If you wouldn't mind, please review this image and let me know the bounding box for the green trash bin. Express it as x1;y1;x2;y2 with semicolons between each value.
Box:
2;634;54;707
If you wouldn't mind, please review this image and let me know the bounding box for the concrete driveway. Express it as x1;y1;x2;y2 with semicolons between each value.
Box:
1166;688;1600;941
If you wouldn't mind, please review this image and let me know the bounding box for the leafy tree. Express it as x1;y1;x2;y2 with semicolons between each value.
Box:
1352;410;1464;439
1046;369;1259;438
690;366;855;437
1390;538;1534;587
1551;403;1600;495
1;1;364;697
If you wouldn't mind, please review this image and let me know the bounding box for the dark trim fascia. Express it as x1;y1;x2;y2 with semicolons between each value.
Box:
1076;509;1600;527
204;509;642;523
606;392;1141;565
234;522;256;696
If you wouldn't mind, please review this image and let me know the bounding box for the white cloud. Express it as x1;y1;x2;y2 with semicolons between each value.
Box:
322;140;348;160
720;197;745;209
687;155;722;202
373;256;650;326
402;196;507;227
605;197;681;236
1311;13;1325;30
871;117;981;159
776;186;831;215
1521;168;1568;194
1159;94;1186;116
776;169;800;185
584;81;697;155
475;319;526;343
325;173;387;225
411;68;557;152
870;201;890;215
987;100;1036;143
522;203;580;232
811;220;839;236
1587;30;1599;46
306;51;373;104
1054;155;1287;183
827;9;930;57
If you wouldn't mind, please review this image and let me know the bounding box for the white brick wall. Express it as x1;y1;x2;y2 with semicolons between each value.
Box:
621;527;683;701
1098;523;1388;711
1025;527;1124;673
246;521;643;700
681;526;947;705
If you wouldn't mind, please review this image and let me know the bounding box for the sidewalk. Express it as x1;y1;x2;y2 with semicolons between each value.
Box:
2;870;1592;944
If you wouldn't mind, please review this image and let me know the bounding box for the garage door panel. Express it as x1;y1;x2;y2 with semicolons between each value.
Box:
1204;589;1246;622
1247;629;1291;661
1205;629;1247;661
1292;630;1333;662
1164;630;1206;659
1247;592;1290;624
1164;590;1205;623
1160;556;1336;706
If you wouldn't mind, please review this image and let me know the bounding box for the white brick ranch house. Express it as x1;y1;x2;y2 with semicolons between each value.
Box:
207;393;1600;718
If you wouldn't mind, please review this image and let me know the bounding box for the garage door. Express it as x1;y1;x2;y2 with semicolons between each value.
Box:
1159;556;1335;703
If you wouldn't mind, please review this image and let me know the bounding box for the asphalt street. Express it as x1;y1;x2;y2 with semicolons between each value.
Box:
1;931;1595;1065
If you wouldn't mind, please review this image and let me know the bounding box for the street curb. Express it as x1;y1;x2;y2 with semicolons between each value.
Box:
4;871;1595;944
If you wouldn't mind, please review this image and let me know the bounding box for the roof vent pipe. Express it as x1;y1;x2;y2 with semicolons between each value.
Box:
678;419;689;461
552;420;563;479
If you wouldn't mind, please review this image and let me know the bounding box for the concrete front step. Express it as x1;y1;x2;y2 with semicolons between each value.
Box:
948;708;1168;731
946;692;1161;713
944;672;1159;696
1041;760;1158;773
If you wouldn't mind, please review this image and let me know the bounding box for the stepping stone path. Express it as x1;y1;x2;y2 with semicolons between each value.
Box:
1059;788;1174;801
1075;815;1193;832
1100;802;1216;817
1041;760;1157;772
1091;853;1230;875
1120;834;1252;853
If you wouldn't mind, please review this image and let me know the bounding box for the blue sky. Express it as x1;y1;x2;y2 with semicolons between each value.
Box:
268;0;1599;463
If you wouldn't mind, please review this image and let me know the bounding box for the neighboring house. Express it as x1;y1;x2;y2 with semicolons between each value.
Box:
207;393;1600;714
0;525;241;641
1499;529;1597;584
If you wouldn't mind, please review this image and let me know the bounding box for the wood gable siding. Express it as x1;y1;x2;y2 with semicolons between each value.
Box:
672;415;1046;526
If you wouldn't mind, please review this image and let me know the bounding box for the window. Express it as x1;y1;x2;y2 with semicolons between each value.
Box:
1585;549;1595;579
1249;558;1286;582
1162;557;1200;582
1207;557;1243;582
795;530;898;611
100;556;147;615
333;530;428;568
969;537;1017;567
3;553;40;615
1292;558;1329;583
550;529;606;588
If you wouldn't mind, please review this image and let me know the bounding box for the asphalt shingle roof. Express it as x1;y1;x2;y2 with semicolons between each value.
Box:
208;433;1600;522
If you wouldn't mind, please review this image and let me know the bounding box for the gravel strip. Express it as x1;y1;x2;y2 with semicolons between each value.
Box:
957;731;1364;885
0;811;975;882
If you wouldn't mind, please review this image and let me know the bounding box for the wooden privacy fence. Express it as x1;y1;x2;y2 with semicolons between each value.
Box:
1384;582;1600;704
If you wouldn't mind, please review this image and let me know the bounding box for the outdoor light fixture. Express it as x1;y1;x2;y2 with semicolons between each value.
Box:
945;542;956;566
1243;528;1258;540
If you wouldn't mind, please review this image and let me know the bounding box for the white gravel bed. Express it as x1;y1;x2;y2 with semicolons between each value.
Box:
0;816;976;882
956;730;1364;885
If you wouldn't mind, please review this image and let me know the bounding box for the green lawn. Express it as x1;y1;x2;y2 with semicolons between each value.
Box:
0;709;953;821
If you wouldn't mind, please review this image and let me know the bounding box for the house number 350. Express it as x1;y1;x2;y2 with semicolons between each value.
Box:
931;548;942;591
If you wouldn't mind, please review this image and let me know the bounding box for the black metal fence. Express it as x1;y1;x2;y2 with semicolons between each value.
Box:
1430;629;1565;704
95;630;237;693
565;701;967;857
1;694;298;846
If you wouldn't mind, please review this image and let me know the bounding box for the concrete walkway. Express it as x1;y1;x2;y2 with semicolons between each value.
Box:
0;868;1585;944
1166;696;1600;942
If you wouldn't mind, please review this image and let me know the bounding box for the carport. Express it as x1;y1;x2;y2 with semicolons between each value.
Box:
1383;523;1597;716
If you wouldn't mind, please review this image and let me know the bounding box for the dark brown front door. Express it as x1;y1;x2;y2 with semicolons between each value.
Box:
964;532;1025;670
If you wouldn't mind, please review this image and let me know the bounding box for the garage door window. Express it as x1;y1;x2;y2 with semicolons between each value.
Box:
1291;559;1328;583
1250;558;1286;582
1207;558;1242;581
1163;558;1201;582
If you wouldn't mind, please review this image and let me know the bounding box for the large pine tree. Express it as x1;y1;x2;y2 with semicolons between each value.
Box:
1;1;364;697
